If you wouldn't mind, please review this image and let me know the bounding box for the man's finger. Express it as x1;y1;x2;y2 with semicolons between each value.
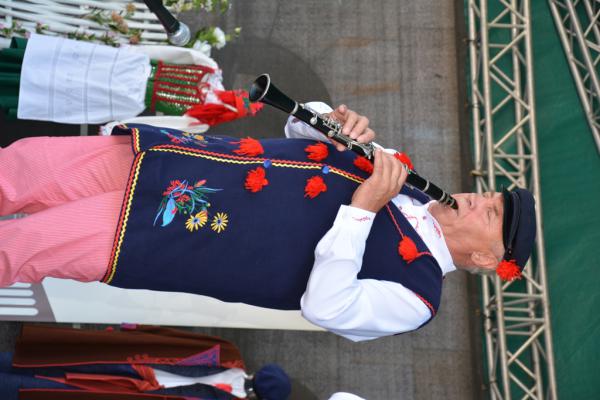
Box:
342;111;358;135
350;116;369;140
390;157;402;190
336;104;347;116
372;149;384;177
398;161;409;186
379;152;394;186
356;128;375;144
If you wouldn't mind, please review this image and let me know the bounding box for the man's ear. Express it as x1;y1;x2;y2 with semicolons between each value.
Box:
470;250;498;269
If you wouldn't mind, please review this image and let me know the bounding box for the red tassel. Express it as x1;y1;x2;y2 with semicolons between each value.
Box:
496;259;522;281
393;152;414;170
398;236;419;263
233;137;264;156
244;167;269;192
305;142;329;162
354;156;374;174
304;176;327;199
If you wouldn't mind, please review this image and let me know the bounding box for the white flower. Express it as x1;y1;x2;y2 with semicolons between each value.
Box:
212;27;226;49
193;39;212;57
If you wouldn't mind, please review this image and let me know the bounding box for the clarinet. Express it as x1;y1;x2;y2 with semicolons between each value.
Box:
248;74;458;209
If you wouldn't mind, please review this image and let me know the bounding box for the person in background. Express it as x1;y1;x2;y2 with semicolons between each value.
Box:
0;324;291;400
0;34;261;130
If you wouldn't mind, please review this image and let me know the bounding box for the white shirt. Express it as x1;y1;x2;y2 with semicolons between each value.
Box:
153;367;246;398
292;102;456;342
328;393;366;400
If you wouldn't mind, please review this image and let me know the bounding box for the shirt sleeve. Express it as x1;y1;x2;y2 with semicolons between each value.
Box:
284;101;333;141
284;102;398;153
329;392;365;400
300;205;431;342
328;393;367;400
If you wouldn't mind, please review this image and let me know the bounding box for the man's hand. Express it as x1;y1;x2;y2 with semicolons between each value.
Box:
350;150;408;213
326;105;375;151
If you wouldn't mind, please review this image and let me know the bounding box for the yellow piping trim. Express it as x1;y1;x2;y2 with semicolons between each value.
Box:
105;151;146;284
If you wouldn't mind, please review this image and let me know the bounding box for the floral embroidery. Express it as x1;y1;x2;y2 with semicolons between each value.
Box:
401;211;419;230
211;212;229;233
432;220;442;238
126;354;180;365
185;210;208;232
160;129;209;148
154;179;221;228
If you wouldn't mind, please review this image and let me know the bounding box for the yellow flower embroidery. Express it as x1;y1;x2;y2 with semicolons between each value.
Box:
185;210;208;232
211;212;228;233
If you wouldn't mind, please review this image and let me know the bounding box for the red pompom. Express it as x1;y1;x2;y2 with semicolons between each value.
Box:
354;156;374;174
398;236;419;263
305;142;329;162
233;137;264;156
496;259;522;281
214;383;233;393
304;175;327;199
244;167;269;192
393;152;414;170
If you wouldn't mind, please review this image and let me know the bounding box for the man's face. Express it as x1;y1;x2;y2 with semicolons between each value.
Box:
431;191;505;260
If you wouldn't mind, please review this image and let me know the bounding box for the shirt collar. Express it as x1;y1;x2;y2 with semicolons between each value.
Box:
391;195;456;276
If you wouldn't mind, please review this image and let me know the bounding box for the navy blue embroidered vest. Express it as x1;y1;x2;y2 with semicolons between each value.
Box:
104;124;443;321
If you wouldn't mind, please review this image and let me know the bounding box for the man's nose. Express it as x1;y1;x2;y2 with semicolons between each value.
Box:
469;194;478;209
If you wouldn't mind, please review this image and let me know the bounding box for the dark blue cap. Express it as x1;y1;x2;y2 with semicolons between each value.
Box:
253;364;291;400
501;188;537;269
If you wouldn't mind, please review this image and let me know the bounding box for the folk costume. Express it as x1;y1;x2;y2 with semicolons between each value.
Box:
0;101;453;341
0;324;291;400
0;34;261;127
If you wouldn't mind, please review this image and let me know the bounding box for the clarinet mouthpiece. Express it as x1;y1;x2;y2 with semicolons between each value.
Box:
449;198;459;210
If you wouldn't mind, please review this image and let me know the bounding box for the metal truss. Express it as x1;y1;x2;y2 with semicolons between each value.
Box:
549;0;600;153
467;1;558;399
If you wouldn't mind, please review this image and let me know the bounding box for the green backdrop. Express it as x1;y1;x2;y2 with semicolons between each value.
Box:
467;2;600;399
532;2;600;399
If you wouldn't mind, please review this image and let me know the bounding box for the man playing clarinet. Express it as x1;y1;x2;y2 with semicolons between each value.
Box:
0;103;535;342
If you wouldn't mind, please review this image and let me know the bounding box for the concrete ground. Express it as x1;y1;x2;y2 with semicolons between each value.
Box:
0;1;481;399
